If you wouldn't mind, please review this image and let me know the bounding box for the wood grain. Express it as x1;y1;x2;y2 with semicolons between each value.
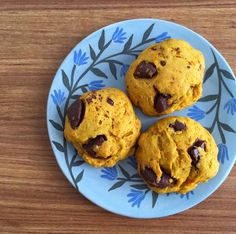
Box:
0;0;235;233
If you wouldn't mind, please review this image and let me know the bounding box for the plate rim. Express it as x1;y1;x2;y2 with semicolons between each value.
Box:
46;18;236;219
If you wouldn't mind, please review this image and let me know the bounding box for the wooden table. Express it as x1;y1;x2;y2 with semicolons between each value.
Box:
1;1;235;233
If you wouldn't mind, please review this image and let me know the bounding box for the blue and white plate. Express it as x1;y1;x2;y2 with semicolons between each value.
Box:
47;19;236;218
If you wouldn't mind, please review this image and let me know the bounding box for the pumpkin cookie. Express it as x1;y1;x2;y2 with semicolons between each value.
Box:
136;116;219;194
125;39;205;116
64;88;141;167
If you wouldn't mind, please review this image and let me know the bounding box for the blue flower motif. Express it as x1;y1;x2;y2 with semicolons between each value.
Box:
112;27;127;43
120;64;129;77
100;166;118;180
187;105;205;121
217;143;229;164
155;32;171;43
180;191;194;199
127;189;145;208
73;49;89;66
224;98;236;115
127;156;137;169
88;80;106;91
51;89;66;106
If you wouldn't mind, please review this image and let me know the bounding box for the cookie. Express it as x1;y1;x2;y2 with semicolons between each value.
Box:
125;39;205;116
135;116;219;194
64;88;141;167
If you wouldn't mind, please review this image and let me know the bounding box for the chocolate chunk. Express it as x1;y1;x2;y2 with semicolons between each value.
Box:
169;120;186;131
83;135;107;157
194;139;206;151
67;99;85;129
160;60;166;66
106;97;114;106
188;146;200;166
157;172;176;188
141;167;176;188
141;167;157;184
86;93;97;104
187;139;206;166
154;92;171;113
86;97;92;104
134;61;157;79
91;93;97;99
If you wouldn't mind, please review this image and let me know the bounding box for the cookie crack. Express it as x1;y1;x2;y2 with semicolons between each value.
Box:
164;130;191;186
170;135;196;190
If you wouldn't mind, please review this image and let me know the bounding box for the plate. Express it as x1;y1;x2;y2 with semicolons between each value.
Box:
47;19;236;218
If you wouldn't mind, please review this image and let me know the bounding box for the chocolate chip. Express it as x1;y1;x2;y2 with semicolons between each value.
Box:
169;120;186;131
151;47;157;51
106;97;114;106
187;66;190;69
188;146;200;166
160;60;166;66
154;92;171;113
134;61;157;79
91;93;96;99
86;97;92;104
157;172;176;188
141;167;176;188
140;167;156;184
187;139;206;166
194;139;206;151
83;135;107;157
86;93;97;104
67;99;85;129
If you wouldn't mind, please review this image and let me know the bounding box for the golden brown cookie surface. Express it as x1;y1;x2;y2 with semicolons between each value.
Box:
136;116;219;194
125;39;205;116
64;88;141;167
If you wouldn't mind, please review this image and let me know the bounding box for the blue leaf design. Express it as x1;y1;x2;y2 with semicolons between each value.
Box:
75;170;84;183
220;69;235;81
180;191;194;199
217;143;229;164
74;49;89;66
108;62;117;80
51;89;66;106
112;27;127;43
118;165;130;179
62;70;70;91
108;180;126;191
49;119;63;131
155;32;171;43
152;191;158;208
120;64;129;78
127;189;146;208
127;156;137;169
198;95;218;102
100;166;118;180
52;141;64;152
224;98;236;115
220;122;236;133
187;105;205;121
130;184;148;190
204;63;216;83
91;68;108;79
98;30;105;50
123;35;133;52
142;23;155;42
